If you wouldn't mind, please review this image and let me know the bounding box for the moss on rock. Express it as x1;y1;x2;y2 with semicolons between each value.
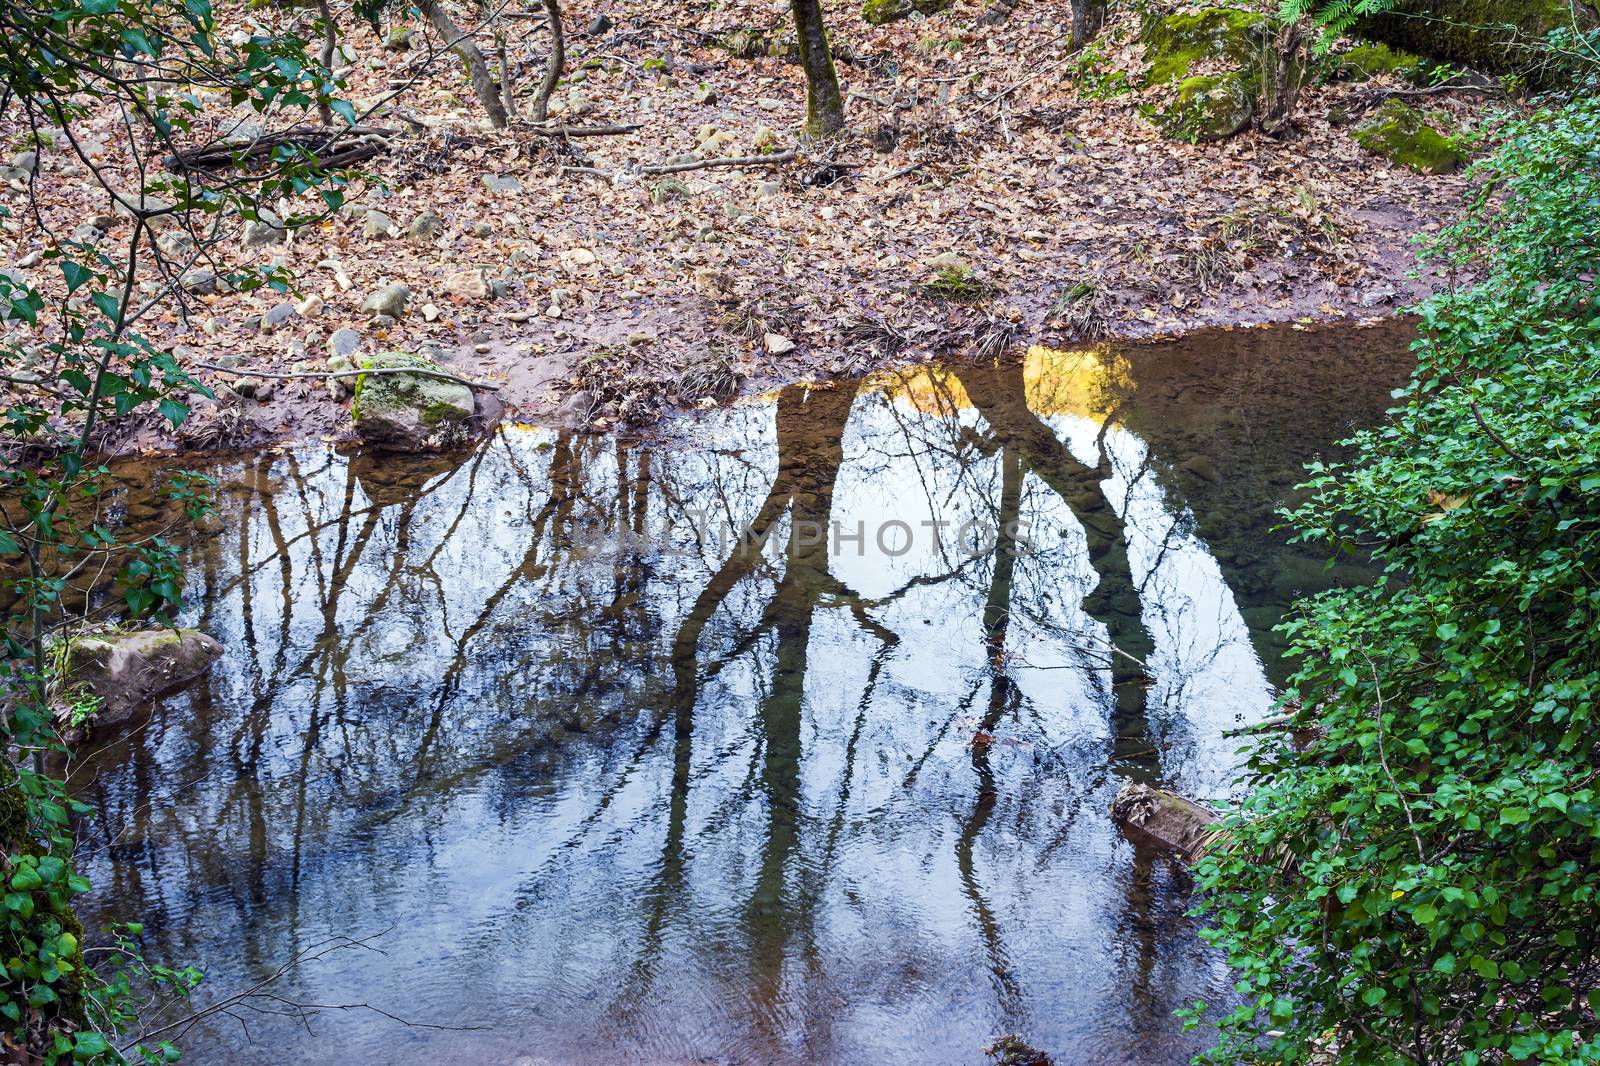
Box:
351;351;477;451
1142;7;1267;86
1352;99;1463;174
1337;42;1427;83
1157;71;1255;141
862;0;951;25
1359;0;1597;85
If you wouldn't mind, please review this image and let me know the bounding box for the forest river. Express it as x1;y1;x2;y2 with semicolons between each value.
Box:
71;321;1414;1065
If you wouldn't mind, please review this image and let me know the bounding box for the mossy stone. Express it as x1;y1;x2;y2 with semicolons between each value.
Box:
1157;71;1255;142
1359;0;1595;85
1337;42;1427;83
862;0;951;26
1352;99;1463;175
352;351;476;450
1142;7;1268;86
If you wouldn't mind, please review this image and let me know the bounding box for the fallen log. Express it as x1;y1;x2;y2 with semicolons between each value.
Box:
1109;781;1223;863
164;125;395;171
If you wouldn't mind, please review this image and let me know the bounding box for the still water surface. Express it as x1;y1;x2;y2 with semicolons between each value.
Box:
75;322;1414;1065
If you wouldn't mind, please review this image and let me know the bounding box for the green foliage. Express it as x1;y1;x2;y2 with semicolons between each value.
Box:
1189;93;1600;1065
0;0;354;1059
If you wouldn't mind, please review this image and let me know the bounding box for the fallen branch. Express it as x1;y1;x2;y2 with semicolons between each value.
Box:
192;362;501;392
524;122;642;136
639;148;797;175
165;126;396;171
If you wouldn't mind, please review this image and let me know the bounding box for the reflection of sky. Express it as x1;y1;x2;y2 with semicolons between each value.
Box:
75;376;1278;1066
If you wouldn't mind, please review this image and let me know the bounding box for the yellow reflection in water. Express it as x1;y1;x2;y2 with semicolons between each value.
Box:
864;344;1130;422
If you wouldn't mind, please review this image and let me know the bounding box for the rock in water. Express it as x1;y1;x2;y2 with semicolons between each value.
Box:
1109;782;1222;863
351;351;479;451
58;628;223;731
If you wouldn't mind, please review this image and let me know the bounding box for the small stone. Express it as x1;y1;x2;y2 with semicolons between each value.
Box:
753;126;779;149
467;221;494;237
384;24;415;50
584;13;613;35
371;313;398;329
473;343;492;354
11;151;38;175
408;210;444;241
181;267;219;292
664;152;697;167
328;328;363;357
422;303;442;322
295;294;324;318
483;174;523;195
627;332;655;346
650;178;692;205
559;248;597;273
755;180;782;199
241;212;287;250
764;333;796;354
927;251;969;272
262;302;296;330
360;282;411;319
255;382;276;401
15;251;41;269
565;91;597;118
363;210;398;239
157;231;196;258
693;83;718;105
444;267;489;300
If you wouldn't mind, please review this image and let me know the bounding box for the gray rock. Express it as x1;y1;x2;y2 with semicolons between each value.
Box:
241;211;288;250
363;209;398;239
156;231;196;258
11;150;38;175
467;221;494;237
483;175;522;195
328;328;363;357
755;180;782;199
351;351;480;451
71;223;104;244
56;628;223;732
262;301;296;330
584;13;613;35
360;282;411;319
408;211;444;241
181;268;220;295
650;178;692;205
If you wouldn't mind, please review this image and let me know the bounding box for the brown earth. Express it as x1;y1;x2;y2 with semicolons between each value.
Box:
0;0;1489;453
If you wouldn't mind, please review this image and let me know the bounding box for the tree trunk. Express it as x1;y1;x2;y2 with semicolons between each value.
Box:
789;0;845;136
419;0;508;129
1068;0;1105;52
530;0;565;124
1258;18;1310;139
496;32;517;123
316;0;337;125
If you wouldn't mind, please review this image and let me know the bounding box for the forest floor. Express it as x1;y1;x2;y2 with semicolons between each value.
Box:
3;0;1492;451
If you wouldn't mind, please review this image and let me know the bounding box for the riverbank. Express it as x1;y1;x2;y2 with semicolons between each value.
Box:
2;0;1484;454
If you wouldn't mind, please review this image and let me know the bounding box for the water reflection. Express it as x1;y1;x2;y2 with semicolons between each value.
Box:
74;322;1413;1065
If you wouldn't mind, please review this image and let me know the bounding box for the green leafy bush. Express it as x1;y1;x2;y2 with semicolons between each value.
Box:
1189;92;1600;1064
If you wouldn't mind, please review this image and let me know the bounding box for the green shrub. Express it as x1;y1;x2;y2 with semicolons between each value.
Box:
1190;94;1600;1065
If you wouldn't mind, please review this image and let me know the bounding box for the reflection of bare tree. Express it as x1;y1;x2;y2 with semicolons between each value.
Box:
957;444;1025;1014
954;361;1158;772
